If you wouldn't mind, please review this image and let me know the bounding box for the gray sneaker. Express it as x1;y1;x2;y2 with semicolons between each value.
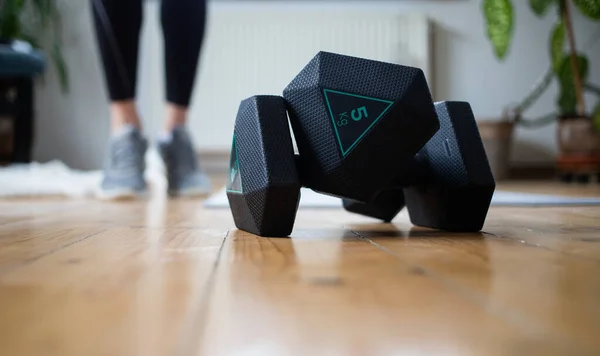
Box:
158;126;212;197
98;125;148;200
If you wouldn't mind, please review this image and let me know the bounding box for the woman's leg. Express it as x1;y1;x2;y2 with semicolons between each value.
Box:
91;0;147;199
158;0;211;196
160;0;207;131
91;0;143;132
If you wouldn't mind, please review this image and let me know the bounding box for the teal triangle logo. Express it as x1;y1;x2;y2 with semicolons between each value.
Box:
323;88;395;156
226;134;243;193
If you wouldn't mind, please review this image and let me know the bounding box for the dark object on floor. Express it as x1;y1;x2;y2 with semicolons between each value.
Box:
0;44;46;165
227;51;495;237
343;102;496;232
226;95;301;237
0;78;34;164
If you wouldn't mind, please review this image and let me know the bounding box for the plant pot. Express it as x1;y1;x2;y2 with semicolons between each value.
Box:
477;120;514;181
556;115;600;182
557;115;600;155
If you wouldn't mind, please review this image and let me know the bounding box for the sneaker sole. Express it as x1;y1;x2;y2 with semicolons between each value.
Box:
96;188;147;201
168;186;212;198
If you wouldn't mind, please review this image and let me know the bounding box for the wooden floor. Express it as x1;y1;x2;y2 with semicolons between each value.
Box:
1;179;600;356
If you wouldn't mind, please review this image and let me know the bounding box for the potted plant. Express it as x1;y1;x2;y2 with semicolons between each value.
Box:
481;0;600;181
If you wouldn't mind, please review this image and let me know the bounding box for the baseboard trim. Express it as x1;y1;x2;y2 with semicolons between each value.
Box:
198;149;230;175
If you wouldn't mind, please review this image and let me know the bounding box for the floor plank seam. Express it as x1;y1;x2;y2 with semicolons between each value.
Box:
0;217;29;227
0;228;108;277
175;229;229;356
127;226;215;231
349;229;590;354
0;203;93;229
482;231;600;264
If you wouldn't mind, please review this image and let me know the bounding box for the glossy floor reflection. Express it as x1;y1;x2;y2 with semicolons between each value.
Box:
0;180;599;355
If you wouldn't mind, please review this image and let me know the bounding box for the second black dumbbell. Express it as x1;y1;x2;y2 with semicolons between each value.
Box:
343;101;496;232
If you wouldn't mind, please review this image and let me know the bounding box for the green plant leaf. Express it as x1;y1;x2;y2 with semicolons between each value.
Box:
530;0;557;15
593;101;600;132
0;0;26;39
573;0;600;20
550;20;565;73
51;41;69;93
483;0;514;59
29;0;53;28
558;89;577;115
557;54;589;115
17;31;40;48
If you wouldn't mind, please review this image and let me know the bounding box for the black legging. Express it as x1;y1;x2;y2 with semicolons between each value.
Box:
91;0;207;107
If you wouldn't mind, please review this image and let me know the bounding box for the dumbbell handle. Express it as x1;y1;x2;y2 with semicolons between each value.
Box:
294;151;428;199
387;154;430;188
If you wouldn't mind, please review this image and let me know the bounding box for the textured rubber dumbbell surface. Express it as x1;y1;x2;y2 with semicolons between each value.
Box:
342;189;406;223
283;51;439;203
341;159;425;222
226;95;301;237
403;101;496;232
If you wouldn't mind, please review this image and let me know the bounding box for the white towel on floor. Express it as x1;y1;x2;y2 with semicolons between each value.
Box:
0;160;102;198
0;148;166;198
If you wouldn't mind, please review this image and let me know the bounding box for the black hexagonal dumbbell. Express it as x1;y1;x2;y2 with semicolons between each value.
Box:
343;101;496;232
226;95;301;237
227;51;440;237
283;51;439;203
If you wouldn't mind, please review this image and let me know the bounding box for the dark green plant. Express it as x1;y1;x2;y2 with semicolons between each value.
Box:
0;0;68;93
482;0;600;131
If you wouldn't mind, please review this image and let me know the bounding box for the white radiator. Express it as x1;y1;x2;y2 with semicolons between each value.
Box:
138;2;434;152
32;1;434;170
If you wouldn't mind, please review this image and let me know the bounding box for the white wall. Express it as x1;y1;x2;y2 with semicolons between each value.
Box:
139;4;434;158
32;0;600;170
